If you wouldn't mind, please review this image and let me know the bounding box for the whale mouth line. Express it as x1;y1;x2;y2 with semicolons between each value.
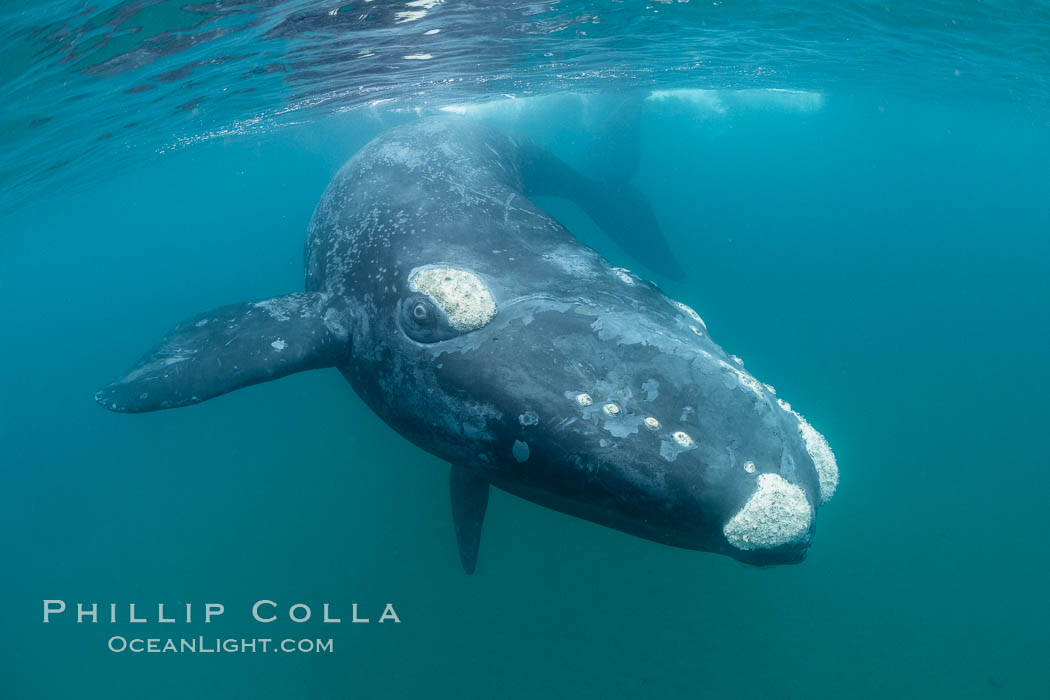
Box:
499;292;608;313
500;292;567;308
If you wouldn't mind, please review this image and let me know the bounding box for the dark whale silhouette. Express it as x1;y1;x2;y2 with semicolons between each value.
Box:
96;117;838;573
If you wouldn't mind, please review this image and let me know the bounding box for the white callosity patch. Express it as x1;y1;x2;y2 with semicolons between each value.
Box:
602;403;620;417
724;473;812;550
644;416;660;430
777;399;839;505
672;300;707;329
660;431;698;462
672;431;693;447
799;419;838;504
736;369;765;398
610;267;635;284
518;411;539;427
718;360;767;401
575;393;593;407
409;266;496;332
271;339;287;351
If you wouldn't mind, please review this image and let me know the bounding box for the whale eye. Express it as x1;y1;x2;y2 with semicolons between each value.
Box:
408;266;496;332
400;294;457;343
401;266;497;343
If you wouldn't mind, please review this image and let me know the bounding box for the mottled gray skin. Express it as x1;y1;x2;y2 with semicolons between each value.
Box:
98;116;826;570
305;118;819;566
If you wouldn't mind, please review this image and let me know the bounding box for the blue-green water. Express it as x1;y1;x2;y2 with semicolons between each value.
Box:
2;2;1050;699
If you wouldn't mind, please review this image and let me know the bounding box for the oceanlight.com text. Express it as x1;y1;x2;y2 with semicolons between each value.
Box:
107;636;334;654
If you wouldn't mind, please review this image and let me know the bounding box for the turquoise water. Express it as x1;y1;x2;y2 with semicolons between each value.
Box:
2;2;1050;699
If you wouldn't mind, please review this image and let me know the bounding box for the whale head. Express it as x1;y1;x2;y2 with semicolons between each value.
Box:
382;259;839;567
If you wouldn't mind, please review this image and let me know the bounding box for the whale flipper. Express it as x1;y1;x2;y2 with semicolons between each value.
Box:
95;292;343;413
449;464;490;575
516;137;684;280
580;181;684;280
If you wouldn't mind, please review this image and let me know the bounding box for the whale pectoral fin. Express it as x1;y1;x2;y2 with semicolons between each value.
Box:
517;139;685;280
582;181;685;280
449;464;490;575
95;292;345;413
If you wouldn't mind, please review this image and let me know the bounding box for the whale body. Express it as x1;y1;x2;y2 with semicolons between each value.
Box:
96;117;838;572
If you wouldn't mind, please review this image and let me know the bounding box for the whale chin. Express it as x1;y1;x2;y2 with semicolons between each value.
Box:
723;473;813;551
727;541;811;568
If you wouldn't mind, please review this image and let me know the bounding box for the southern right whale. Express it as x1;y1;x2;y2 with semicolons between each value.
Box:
95;116;838;573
